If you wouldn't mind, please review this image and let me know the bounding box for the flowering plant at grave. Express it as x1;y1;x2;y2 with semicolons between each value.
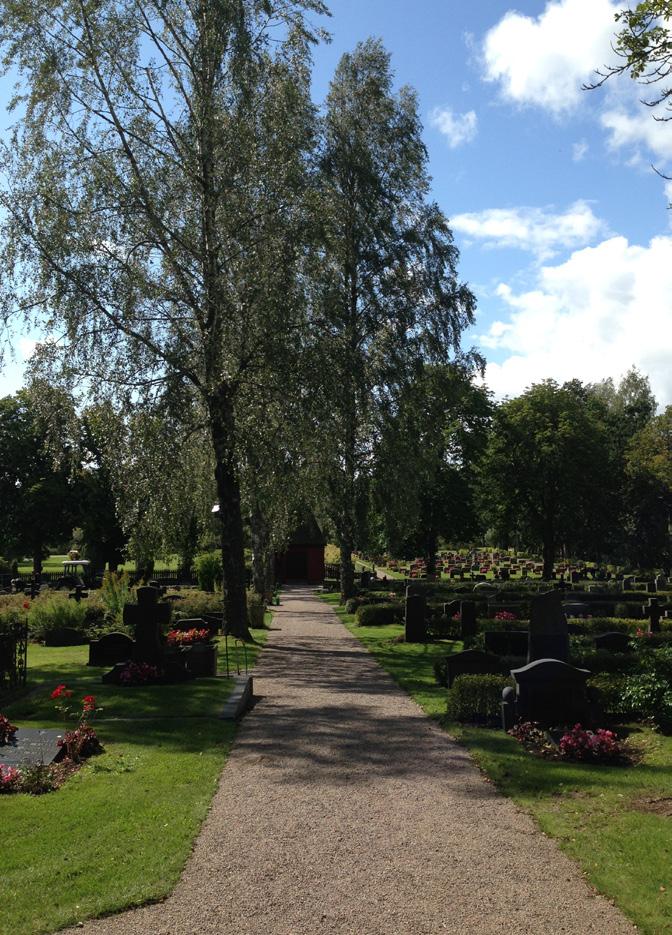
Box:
452;613;461;622
118;661;159;685
166;627;212;647
494;611;518;622
558;724;623;763
636;628;653;639
51;686;103;763
0;764;21;793
57;724;102;762
508;721;557;758
0;713;18;745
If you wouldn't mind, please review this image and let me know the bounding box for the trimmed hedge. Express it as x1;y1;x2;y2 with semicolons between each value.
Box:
355;603;402;627
446;674;512;724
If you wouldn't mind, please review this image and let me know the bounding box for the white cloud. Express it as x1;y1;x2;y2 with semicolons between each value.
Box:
429;107;478;148
601;106;672;161
482;0;619;115
480;235;672;406
451;200;606;260
572;140;589;162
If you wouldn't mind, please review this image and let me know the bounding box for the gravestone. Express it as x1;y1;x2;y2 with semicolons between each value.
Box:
501;659;592;730
528;590;569;663
655;574;669;592
88;632;135;667
43;627;87;647
444;649;501;687
123;585;171;667
459;600;477;643
0;728;63;768
484;630;528;657
621;574;635;591
570;570;581;584
562;601;589;618
644;597;665;634
594;631;632;653
498;568;510;582
404;587;426;643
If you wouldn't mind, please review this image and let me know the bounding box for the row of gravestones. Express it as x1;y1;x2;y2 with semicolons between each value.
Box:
402;586;627;730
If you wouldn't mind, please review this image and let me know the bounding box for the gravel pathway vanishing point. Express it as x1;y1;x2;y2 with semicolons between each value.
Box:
63;587;636;935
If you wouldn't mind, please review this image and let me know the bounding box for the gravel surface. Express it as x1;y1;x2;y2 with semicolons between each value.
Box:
62;587;636;935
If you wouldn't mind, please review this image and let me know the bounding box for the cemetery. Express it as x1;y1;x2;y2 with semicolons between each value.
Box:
2;0;672;932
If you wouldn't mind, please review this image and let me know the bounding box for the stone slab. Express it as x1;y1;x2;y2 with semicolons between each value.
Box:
0;728;62;767
220;675;254;720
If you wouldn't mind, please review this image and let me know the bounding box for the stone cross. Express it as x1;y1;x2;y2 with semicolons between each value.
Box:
123;585;171;666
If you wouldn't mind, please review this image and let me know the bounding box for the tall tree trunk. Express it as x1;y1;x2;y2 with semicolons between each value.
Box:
209;394;251;641
33;546;43;576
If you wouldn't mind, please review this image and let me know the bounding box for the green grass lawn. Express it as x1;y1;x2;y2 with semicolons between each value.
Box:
17;554;182;573
0;630;266;935
322;593;672;935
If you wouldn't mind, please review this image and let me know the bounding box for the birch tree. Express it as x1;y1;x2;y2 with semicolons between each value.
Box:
0;0;326;637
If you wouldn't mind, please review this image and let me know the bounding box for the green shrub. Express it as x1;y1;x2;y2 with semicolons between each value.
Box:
246;590;266;629
0;556;12;575
100;571;132;627
588;674;632;717
28;595;87;641
570;649;639;675
170;590;225;623
621;674;672;727
446;674;511;724
193;552;222;592
355;603;402;627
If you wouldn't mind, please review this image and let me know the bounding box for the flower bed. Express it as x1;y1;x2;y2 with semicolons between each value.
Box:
508;720;634;765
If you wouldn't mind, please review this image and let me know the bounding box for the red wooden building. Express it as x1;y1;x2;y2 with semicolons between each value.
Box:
275;515;326;585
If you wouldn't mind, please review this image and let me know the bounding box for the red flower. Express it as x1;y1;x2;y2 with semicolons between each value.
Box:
51;684;73;700
22;601;30;610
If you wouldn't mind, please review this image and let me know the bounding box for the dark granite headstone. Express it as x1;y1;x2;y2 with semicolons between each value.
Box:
502;658;592;729
562;601;589;618
44;627;88;647
88;631;135;667
622;575;635;591
655;575;669;593
443;600;461;619
484;629;528;656
445;649;501;688
528;590;569;663
404;587;426;643
0;728;63;767
594;631;632;653
459;600;477;642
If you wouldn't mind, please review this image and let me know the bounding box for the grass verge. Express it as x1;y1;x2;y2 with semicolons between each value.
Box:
322;593;672;935
0;630;266;935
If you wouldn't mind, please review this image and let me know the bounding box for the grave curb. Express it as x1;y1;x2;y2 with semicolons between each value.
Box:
220;674;254;720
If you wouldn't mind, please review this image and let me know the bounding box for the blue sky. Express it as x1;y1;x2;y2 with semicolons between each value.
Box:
2;0;672;405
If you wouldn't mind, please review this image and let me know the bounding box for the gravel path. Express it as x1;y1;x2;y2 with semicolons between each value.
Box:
63;587;636;935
